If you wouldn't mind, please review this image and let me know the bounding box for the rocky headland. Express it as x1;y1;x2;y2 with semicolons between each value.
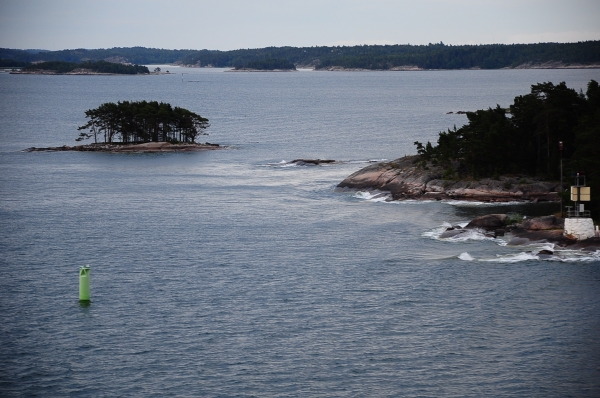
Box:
336;155;560;203
24;142;222;153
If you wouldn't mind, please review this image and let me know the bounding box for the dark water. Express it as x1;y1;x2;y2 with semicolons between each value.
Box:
1;68;599;397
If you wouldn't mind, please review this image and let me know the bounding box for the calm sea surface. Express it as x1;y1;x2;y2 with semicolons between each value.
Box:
1;68;600;397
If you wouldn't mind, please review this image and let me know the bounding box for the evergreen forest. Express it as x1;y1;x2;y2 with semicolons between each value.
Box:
2;41;599;70
414;80;600;218
77;101;209;144
22;60;149;74
235;58;296;70
0;58;29;68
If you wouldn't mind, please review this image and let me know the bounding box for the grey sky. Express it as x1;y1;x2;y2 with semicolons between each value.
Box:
1;0;599;51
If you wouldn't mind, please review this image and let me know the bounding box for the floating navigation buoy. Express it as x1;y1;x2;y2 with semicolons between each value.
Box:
79;265;91;301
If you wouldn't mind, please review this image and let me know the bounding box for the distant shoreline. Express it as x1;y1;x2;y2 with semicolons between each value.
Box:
9;70;171;76
317;62;600;72
224;68;297;72
178;63;600;71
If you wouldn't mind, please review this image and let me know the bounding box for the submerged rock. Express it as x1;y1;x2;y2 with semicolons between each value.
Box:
291;159;336;165
538;249;554;255
439;229;468;239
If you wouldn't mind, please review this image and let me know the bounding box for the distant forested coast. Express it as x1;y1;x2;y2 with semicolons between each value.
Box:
234;58;296;71
9;60;149;74
2;41;599;70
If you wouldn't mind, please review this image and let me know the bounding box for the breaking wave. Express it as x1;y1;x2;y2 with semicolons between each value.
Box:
353;191;393;202
446;200;527;206
473;249;600;263
350;192;526;207
265;159;386;168
353;190;437;204
428;223;600;263
423;222;507;245
458;252;474;261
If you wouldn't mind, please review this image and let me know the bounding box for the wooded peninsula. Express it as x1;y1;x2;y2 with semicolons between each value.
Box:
2;41;599;70
339;80;600;218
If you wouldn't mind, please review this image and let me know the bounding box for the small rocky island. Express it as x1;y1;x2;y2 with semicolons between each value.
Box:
26;100;220;152
25;142;221;153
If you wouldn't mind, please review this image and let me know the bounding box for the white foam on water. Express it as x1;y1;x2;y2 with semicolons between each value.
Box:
265;160;299;168
446;200;525;206
547;249;600;263
467;248;600;263
353;190;392;202
449;229;492;242
458;252;474;261
422;224;450;239
423;224;507;246
348;159;387;164
480;252;540;263
353;193;437;205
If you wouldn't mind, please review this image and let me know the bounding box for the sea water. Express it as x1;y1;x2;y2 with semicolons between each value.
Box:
1;68;599;397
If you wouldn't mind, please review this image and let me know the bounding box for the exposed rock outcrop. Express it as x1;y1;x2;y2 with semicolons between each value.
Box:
441;214;599;248
465;214;508;229
291;159;336;165
336;155;560;202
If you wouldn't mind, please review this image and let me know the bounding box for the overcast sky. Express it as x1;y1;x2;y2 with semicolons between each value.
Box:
1;0;599;51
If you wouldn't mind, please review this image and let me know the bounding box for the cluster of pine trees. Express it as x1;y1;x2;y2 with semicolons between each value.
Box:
415;80;600;217
77;101;209;144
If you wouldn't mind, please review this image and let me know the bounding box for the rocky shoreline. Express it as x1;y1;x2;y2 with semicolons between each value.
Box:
24;142;222;153
445;214;600;250
336;155;560;203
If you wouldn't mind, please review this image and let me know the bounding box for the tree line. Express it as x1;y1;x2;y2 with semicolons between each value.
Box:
235;58;296;70
0;47;197;64
77;101;209;144
414;80;600;217
178;41;600;70
2;41;599;70
0;58;29;68
23;60;149;74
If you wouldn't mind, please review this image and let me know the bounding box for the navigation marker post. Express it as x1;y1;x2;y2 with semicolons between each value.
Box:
79;265;91;302
564;172;595;240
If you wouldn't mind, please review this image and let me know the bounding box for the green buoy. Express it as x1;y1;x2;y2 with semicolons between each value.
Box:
79;265;91;301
